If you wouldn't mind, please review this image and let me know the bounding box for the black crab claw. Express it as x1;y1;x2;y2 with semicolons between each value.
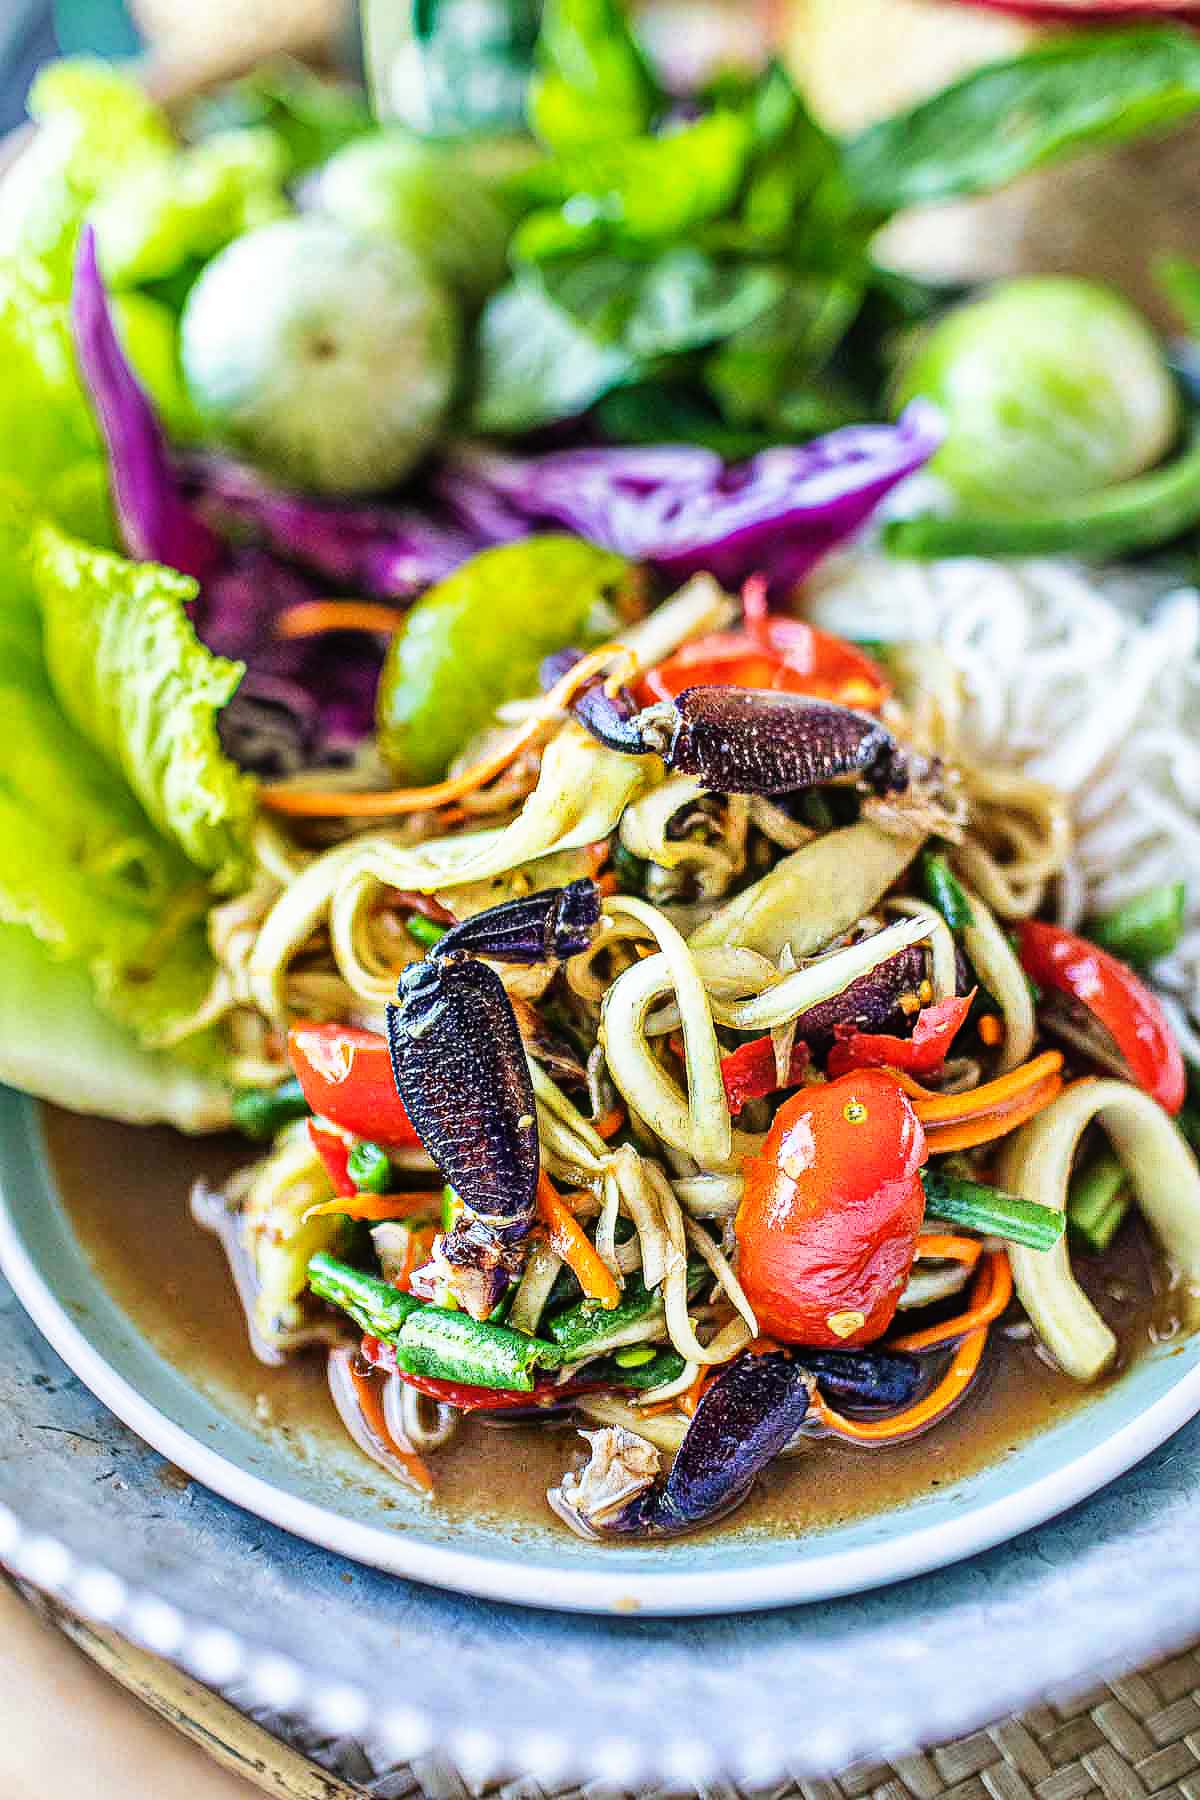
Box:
543;650;910;797
802;1347;922;1412
386;882;602;1318
433;878;601;964
549;1350;812;1539
660;687;911;796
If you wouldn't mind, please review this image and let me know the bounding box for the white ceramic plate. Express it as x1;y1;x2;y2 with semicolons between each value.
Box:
3;1088;1200;1615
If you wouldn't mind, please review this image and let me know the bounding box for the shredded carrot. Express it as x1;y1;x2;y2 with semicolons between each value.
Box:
923;1075;1062;1153
896;1050;1063;1120
891;1250;1013;1352
349;1361;434;1491
814;1252;1006;1443
304;1192;442;1223
915;1232;983;1270
885;1052;1065;1152
276;601;404;639
536;1172;620;1309
596;870;619;897
592;1105;625;1140
261;642;639;819
680;1368;718;1417
977;1013;1004;1047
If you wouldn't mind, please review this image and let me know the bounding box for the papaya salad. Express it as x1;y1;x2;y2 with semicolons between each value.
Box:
5;16;1200;1541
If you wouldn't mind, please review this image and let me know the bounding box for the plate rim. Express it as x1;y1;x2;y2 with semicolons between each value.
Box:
5;1090;1200;1616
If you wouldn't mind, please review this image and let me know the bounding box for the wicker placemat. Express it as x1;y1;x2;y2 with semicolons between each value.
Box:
19;1581;1200;1800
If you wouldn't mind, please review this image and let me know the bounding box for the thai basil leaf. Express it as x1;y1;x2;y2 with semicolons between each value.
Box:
512;110;750;259
471;277;636;433
704;272;866;428
594;383;771;460
843;28;1200;213
528;0;658;151
540;248;788;357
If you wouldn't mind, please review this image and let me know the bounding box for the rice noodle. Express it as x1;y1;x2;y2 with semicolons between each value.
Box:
808;550;1200;1054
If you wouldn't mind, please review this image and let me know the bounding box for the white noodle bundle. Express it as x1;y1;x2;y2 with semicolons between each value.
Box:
807;549;1200;1059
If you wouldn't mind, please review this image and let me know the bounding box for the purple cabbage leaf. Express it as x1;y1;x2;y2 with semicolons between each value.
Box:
439;403;944;589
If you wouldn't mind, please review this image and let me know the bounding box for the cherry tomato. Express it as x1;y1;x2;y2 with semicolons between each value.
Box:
288;1024;421;1145
635;619;889;711
1018;921;1185;1114
735;1071;927;1347
307;1119;357;1197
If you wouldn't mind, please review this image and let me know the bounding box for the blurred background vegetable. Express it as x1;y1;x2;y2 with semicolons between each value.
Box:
892;276;1178;510
179;216;458;493
311;130;517;303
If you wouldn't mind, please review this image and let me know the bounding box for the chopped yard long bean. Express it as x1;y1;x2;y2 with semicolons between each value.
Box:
1089;883;1186;967
547;1265;707;1362
308;1253;563;1389
232;1076;310;1141
921;1167;1064;1251
1067;1150;1131;1254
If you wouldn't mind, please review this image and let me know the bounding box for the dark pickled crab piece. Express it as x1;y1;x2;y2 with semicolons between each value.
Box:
801;1347;923;1412
549;1350;812;1540
433;878;600;965
386;882;603;1317
541;651;911;797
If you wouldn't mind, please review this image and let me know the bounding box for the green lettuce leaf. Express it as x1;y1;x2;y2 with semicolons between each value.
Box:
0;60;173;290
0;668;224;1062
0;260;99;496
31;526;256;891
92;128;290;291
0;924;230;1131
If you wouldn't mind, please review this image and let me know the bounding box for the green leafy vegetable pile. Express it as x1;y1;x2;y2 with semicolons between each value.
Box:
472;10;1200;446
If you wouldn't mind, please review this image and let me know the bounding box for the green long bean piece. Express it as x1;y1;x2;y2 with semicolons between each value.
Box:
547;1264;706;1361
922;1168;1065;1252
885;426;1200;561
1089;882;1186;967
308;1253;563;1390
1067;1150;1131;1254
921;849;974;931
231;1075;310;1141
345;1139;395;1193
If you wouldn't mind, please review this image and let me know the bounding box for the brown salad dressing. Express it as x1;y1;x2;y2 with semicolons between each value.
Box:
43;1104;1180;1541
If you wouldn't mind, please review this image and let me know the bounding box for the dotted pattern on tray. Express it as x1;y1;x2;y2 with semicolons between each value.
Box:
234;1647;1200;1800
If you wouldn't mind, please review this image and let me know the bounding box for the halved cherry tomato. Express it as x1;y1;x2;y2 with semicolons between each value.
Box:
360;1338;607;1412
735;1071;927;1347
1018;921;1185;1114
635;619;889;711
720;1036;809;1113
307;1119;357;1197
719;994;972;1111
826;992;974;1080
288;1023;422;1145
